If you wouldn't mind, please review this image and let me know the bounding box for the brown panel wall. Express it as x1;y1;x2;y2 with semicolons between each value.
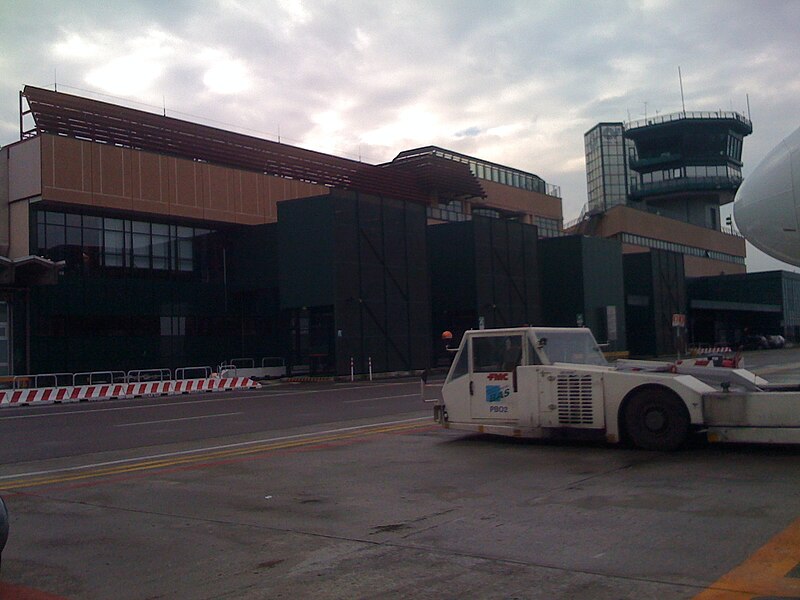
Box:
622;244;745;276
0;147;8;255
597;205;746;257
8;137;42;202
240;171;259;221
684;255;746;277
479;179;563;220
40;134;328;224
174;158;201;213
611;207;747;277
50;136;84;196
131;150;167;214
99;143;125;199
9;200;29;258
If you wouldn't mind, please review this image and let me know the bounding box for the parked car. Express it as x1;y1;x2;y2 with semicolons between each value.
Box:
768;334;786;349
742;334;769;350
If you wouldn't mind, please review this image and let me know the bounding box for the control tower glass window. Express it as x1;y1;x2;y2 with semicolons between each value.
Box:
585;123;631;213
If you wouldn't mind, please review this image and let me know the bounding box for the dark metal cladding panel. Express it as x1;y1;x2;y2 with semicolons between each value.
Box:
332;191;429;375
277;195;335;309
433;218;529;332
29;276;241;373
505;222;527;326
226;223;279;292
688;270;785;306
687;270;793;346
383;202;408;270
332;193;361;374
489;219;511;327
473;218;495;327
506;224;524;303
406;204;432;368
524;225;542;325
651;250;686;356
580;236;626;352
623;252;656;356
428;221;475;314
471;217;540;330
540;236;587;327
624;249;685;356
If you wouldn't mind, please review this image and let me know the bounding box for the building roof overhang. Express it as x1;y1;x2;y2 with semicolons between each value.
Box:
0;255;64;287
381;153;486;201
624;111;753;138
21;86;429;204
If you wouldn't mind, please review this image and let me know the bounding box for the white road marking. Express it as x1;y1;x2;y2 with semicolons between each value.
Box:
343;393;419;404
0;416;431;480
0;397;231;419
116;412;243;427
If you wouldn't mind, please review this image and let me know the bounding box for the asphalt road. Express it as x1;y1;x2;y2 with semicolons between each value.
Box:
1;353;800;599
0;379;428;465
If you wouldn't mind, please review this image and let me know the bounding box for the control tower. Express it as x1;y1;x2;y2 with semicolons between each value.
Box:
625;111;752;230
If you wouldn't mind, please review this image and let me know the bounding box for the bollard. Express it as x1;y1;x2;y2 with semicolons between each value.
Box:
350;357;354;382
369;356;373;381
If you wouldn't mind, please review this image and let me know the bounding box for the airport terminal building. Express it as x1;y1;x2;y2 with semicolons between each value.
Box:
1;86;580;376
4;86;794;377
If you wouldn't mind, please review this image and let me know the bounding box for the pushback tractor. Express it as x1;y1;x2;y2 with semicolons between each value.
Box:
428;327;800;450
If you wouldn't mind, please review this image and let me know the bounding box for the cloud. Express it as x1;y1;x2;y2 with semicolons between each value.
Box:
200;50;252;95
0;0;799;243
52;28;182;97
51;31;104;60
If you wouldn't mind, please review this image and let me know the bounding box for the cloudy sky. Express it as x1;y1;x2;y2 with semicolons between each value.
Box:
1;0;798;271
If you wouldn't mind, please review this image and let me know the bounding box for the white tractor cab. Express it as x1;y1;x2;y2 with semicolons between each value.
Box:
433;327;800;451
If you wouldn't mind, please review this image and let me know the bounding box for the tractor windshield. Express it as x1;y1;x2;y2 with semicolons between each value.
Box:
531;328;608;366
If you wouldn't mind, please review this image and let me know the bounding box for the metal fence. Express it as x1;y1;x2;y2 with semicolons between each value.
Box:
1;365;219;390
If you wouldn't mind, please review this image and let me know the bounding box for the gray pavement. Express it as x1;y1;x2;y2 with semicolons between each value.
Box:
2;352;800;598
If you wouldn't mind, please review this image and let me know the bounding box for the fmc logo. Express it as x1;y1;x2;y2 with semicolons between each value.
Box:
487;373;509;381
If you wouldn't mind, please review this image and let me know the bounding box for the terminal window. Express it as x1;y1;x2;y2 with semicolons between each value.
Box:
33;209;218;277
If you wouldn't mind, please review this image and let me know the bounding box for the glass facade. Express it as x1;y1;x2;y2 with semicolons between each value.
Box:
33;209;223;281
427;201;468;222
428;200;562;239
397;147;561;198
27;209;282;375
625;112;751;207
400;146;564;237
535;216;562;238
584;123;634;213
638;164;742;184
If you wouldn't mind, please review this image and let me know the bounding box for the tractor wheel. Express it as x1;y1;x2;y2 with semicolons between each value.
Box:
623;388;690;451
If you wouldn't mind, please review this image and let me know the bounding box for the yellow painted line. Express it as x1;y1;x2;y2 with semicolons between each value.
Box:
0;421;429;491
693;516;800;599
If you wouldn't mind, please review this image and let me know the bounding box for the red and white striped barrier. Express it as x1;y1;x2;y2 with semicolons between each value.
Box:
676;355;741;368
692;347;732;355
0;377;261;409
